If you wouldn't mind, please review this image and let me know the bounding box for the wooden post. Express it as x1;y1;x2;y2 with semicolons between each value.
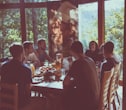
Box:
98;0;104;46
20;0;27;43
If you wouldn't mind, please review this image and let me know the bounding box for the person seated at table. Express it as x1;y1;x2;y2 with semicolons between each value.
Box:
85;40;104;64
23;41;40;68
36;38;53;66
0;43;32;108
100;41;119;81
0;43;46;110
62;41;100;110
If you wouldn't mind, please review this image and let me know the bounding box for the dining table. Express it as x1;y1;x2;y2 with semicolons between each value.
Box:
31;66;66;110
31;80;64;96
31;64;66;96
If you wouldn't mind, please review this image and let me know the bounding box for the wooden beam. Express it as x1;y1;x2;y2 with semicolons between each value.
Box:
98;0;104;46
0;3;21;9
20;0;26;43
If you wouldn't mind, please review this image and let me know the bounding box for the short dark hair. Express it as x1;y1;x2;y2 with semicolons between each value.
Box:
23;41;33;49
9;43;23;58
71;41;83;54
37;38;45;45
104;41;114;54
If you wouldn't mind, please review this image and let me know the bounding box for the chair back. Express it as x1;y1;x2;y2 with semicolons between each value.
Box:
99;68;114;110
0;83;18;110
108;62;121;109
114;62;122;89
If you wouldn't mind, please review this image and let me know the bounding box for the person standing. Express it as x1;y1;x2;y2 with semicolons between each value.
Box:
62;41;100;110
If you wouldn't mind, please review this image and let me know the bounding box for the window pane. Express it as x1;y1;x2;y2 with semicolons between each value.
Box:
105;0;124;84
25;8;48;46
48;2;78;58
78;2;98;50
105;0;124;61
0;0;19;3
0;9;21;58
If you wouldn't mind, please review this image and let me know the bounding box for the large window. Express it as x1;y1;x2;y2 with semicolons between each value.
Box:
25;8;48;46
78;2;98;50
105;0;124;98
0;2;48;58
105;0;124;61
0;9;21;58
0;0;75;58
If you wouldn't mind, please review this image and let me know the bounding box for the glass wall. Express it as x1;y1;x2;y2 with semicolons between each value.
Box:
0;0;125;60
47;1;78;58
0;9;21;58
105;0;124;61
78;2;98;51
105;1;124;96
25;8;48;46
0;3;48;58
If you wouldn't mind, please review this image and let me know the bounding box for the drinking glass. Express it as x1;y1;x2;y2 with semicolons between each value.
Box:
30;63;35;77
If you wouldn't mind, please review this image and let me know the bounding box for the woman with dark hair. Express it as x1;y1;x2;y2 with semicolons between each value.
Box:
85;41;100;63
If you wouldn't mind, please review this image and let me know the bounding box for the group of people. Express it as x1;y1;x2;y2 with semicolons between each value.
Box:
0;38;53;110
23;38;53;68
0;38;120;110
85;40;119;78
85;40;104;64
62;40;120;110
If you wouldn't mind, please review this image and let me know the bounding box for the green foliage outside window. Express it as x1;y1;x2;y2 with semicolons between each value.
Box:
105;8;124;60
0;8;48;58
0;9;21;58
0;1;124;61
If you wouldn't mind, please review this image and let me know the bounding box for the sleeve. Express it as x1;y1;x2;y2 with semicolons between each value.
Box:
29;53;39;62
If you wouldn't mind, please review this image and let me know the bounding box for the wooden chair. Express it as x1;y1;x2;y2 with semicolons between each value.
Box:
0;83;18;110
108;62;122;110
112;62;121;87
99;68;114;110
